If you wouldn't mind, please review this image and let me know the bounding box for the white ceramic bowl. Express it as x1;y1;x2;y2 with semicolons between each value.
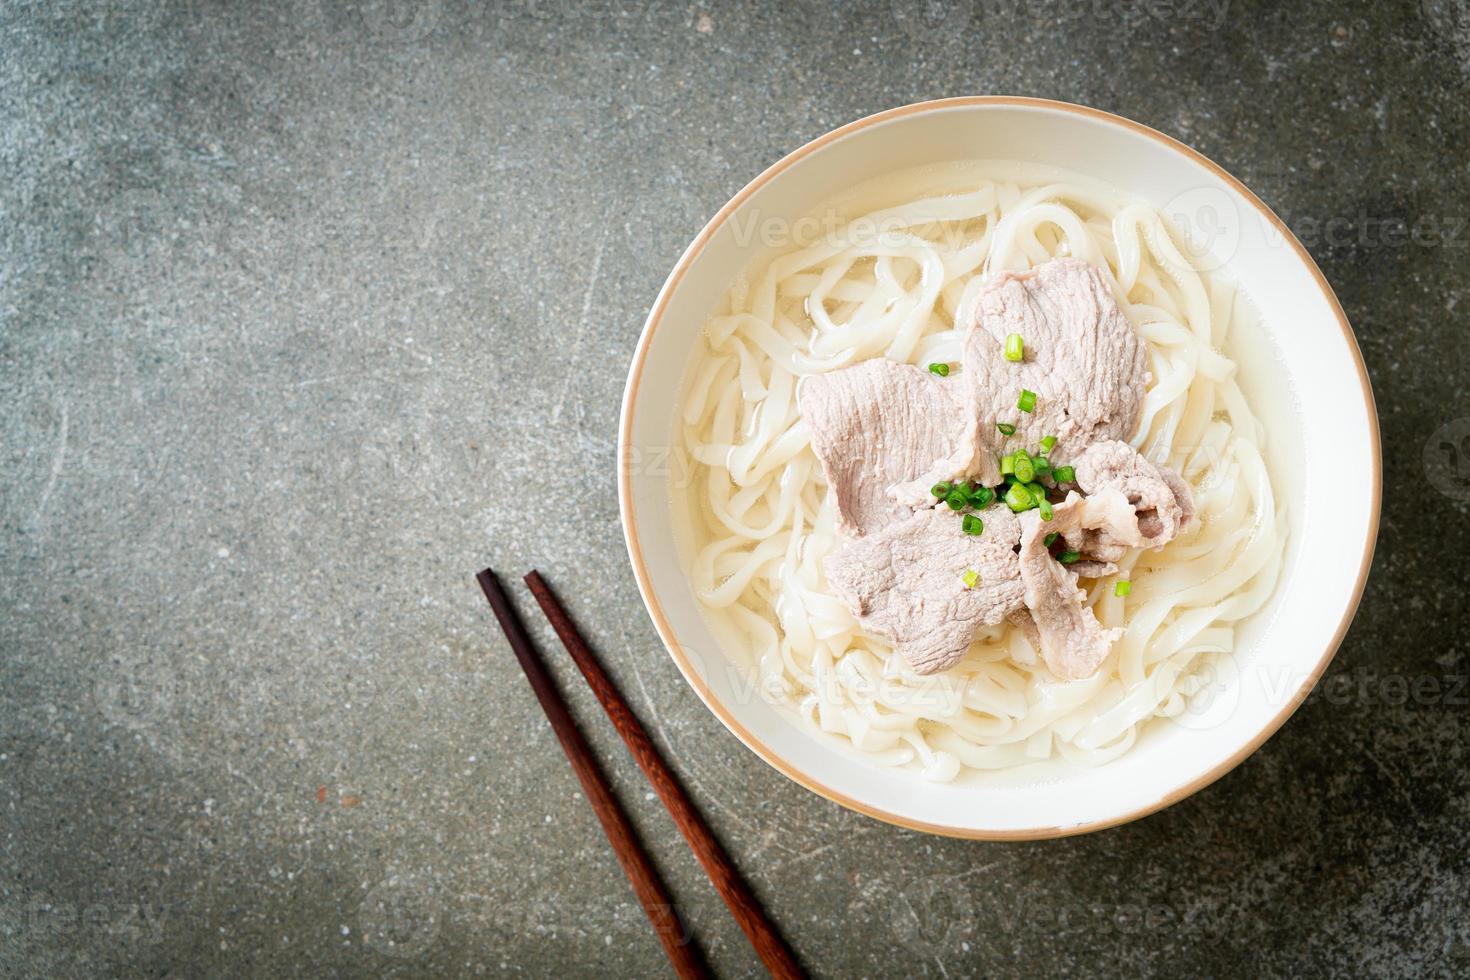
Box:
619;97;1379;839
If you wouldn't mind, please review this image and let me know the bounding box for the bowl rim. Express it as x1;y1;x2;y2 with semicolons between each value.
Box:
617;96;1381;840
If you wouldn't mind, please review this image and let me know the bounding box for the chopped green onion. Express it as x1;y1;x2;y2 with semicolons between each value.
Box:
962;514;984;536
1115;580;1132;597
1013;453;1036;483
1000;453;1016;476
1017;389;1037;413
928;362;950;377
962;568;979;589
1054;465;1076;483
1040;435;1057;453
1058;550;1081;565
945;489;967;511
1036;496;1054;521
969;486;995;509
931;481;952;498
1044;532;1059;547
1004;333;1025;362
1004;483;1034;512
1033;458;1052;479
996;422;1016;436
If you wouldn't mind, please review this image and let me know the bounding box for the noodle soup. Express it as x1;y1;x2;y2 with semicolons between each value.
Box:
677;161;1287;781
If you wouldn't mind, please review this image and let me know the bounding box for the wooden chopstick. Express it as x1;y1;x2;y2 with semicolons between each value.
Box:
474;569;709;980
524;570;806;980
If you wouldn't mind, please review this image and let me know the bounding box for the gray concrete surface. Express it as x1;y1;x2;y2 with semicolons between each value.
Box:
3;0;1468;976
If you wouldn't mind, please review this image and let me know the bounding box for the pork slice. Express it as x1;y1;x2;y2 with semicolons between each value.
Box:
1016;496;1126;681
1160;466;1198;529
1057;491;1139;562
801;359;961;536
1068;440;1195;550
824;505;1026;675
943;258;1147;488
1060;522;1130;564
1068;559;1120;579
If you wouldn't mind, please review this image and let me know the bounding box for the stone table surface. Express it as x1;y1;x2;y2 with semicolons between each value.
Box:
3;1;1468;977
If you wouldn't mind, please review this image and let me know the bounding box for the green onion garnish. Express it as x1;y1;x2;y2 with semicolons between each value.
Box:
1013;453;1036;484
969;486;995;509
962;568;979;589
1017;389;1037;413
931;481;952;498
945;489;967;511
996;422;1016;436
962;514;984;535
1005;483;1034;512
1033;458;1051;479
928;362;950;377
1037;497;1054;521
1059;550;1081;565
1115;580;1132;597
1054;465;1075;483
1040;435;1057;453
1004;333;1025;362
1044;532;1059;547
1000;453;1016;476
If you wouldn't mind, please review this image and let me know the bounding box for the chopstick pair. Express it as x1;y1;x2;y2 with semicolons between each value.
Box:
476;569;804;980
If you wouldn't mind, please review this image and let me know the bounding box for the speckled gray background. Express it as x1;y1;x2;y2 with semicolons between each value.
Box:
3;0;1468;977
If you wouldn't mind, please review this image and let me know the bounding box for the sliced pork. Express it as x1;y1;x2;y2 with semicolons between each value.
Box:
1015;496;1126;681
824;506;1026;674
1069;440;1195;549
915;258;1147;489
801;359;960;536
804;258;1199;681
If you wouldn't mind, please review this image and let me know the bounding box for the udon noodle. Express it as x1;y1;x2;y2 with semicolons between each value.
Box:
679;161;1287;780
